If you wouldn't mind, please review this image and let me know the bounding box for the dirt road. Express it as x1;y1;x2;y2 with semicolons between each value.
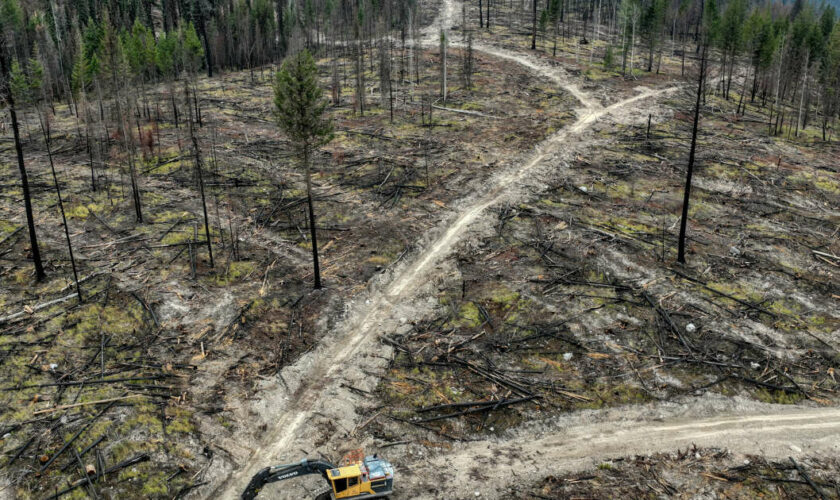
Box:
211;1;837;498
402;404;840;498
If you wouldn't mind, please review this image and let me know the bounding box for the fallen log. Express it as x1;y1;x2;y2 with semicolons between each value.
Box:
6;374;175;391
417;399;501;413
0;226;23;248
671;268;778;318
453;358;534;397
416;396;539;423
39;398;122;473
813;250;840;267
33;395;145;415
60;434;106;472
130;292;159;328
0;292;79;325
44;453;150;499
789;457;827;500
641;291;695;353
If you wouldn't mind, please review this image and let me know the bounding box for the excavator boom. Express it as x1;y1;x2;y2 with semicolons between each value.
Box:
241;459;335;500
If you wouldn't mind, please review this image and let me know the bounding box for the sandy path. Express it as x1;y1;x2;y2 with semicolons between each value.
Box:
403;406;840;498
212;2;836;498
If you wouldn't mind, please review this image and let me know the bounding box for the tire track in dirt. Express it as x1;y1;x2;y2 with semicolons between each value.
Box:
215;30;680;500
403;407;840;498
387;85;674;299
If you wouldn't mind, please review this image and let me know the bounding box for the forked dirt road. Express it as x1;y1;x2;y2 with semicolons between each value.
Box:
212;1;839;498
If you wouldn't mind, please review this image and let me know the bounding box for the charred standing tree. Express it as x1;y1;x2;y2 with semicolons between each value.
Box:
190;0;214;77
463;32;475;90
185;83;214;268
677;44;707;264
274;50;334;289
1;45;45;281
276;0;287;57
532;0;538;50
440;30;447;103
38;111;81;300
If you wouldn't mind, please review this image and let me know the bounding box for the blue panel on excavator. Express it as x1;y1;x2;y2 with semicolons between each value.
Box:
363;455;394;494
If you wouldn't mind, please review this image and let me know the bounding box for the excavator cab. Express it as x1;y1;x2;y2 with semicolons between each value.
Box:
326;453;394;499
328;465;363;498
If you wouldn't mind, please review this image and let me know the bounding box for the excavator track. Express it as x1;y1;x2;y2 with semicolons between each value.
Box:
313;488;333;500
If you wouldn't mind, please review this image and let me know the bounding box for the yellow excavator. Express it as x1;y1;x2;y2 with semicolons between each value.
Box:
242;450;394;499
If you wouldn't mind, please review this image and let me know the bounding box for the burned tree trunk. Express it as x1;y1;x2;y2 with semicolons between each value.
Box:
304;144;322;289
677;45;707;264
186;84;214;268
39;111;81;301
1;47;45;281
532;0;538;50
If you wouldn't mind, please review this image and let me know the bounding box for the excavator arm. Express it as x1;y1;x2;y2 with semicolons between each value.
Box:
241;459;336;500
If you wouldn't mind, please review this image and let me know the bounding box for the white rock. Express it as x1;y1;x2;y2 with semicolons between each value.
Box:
579;186;588;192
750;362;761;370
685;323;696;333
789;445;802;453
475;492;481;497
563;352;574;361
49;363;58;370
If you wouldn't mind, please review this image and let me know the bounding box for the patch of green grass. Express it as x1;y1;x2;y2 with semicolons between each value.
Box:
703;281;762;303
540;198;565;207
165;406;195;434
584;67;620;81
489;286;520;308
142;473;169;496
767;300;798;316
367;255;391;265
148;159;183;175
152;210;191;224
208;260;257;286
814;177;840;195
0;219;17;235
64;302;145;346
755;388;803;405
123;403;164;434
12;267;31;284
65;204;90;219
454;302;483;328
578;381;650;409
161;231;193;245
